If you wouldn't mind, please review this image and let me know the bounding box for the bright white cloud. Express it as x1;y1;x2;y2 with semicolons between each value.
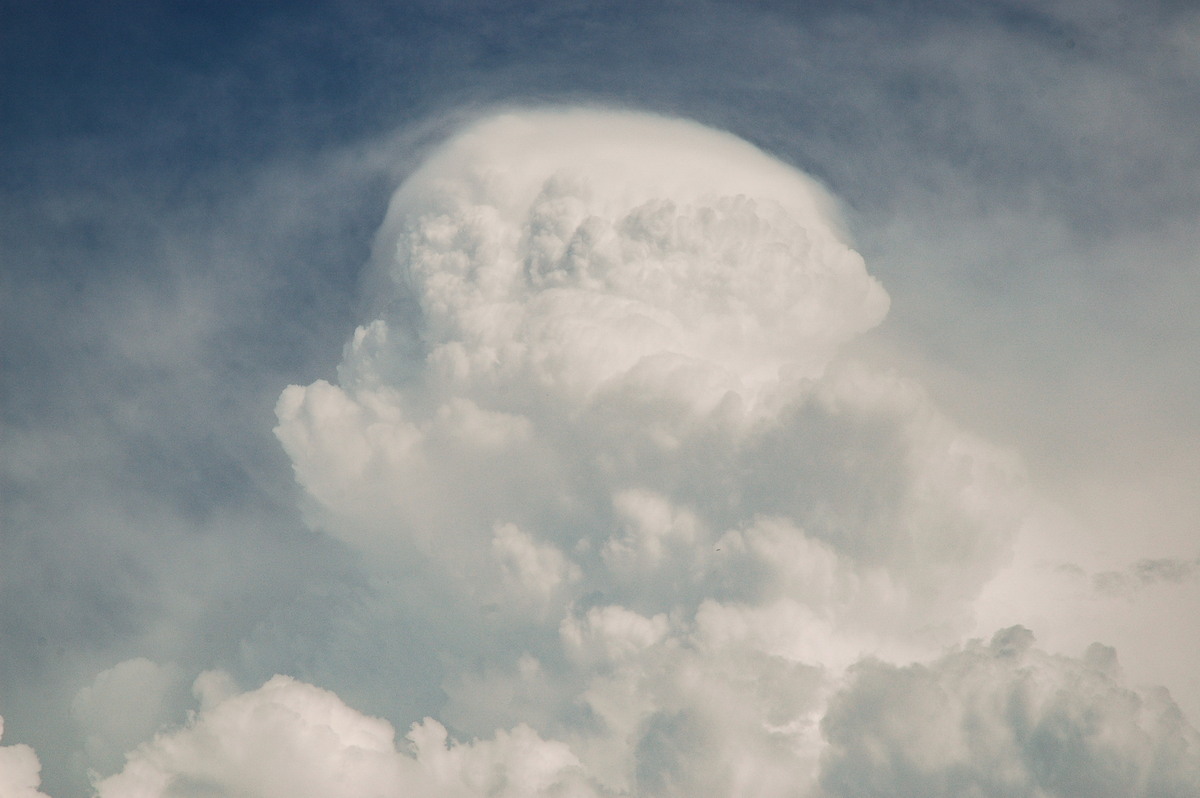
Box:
94;673;612;798
8;5;1200;797
0;717;51;798
262;109;1047;796
274;110;1025;627
75;101;1199;798
376;110;887;398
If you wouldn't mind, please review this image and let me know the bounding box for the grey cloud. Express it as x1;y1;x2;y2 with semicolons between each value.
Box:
1091;556;1198;597
1134;557;1198;585
820;626;1200;798
1093;570;1135;597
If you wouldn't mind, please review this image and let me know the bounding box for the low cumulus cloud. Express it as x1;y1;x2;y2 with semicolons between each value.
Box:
0;717;51;798
821;627;1200;798
82;108;1199;797
70;658;186;777
94;672;611;798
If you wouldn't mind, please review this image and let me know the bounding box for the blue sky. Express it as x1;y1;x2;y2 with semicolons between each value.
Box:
3;3;1199;797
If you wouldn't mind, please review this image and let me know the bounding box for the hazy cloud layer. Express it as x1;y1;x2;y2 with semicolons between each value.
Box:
1092;556;1200;597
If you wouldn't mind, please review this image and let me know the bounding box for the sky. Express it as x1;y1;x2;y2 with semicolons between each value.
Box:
2;1;1199;796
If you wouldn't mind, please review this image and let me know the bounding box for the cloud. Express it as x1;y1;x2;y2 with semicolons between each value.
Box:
71;658;185;776
0;122;394;796
1133;557;1199;585
94;672;612;798
91;629;1200;798
262;108;1035;796
0;718;51;798
15;89;1194;796
6;4;1200;796
819;626;1200;798
1037;554;1200;598
274;110;1026;635
1092;556;1199;597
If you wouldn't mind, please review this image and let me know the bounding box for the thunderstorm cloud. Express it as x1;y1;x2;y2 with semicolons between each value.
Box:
68;108;1190;797
5;5;1200;795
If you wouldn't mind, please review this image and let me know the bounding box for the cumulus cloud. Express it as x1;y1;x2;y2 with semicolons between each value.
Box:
86;106;1200;798
94;672;612;798
9;3;1200;795
819;626;1200;798
71;658;185;777
264;109;1036;795
66;102;1194;798
274;109;1026;634
0;718;51;798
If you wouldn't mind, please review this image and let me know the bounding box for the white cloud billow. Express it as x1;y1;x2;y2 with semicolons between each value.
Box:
97;109;1198;797
0;717;51;798
94;672;610;798
274;109;1022;618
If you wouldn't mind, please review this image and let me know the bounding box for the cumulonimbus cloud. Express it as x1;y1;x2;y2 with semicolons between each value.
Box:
90;108;1199;797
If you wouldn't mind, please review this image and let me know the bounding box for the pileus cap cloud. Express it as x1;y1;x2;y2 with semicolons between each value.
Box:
362;108;890;405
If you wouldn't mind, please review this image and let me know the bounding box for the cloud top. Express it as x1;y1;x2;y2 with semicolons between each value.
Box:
364;108;889;406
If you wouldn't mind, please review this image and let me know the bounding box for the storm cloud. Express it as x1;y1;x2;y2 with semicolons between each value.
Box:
4;3;1199;797
94;108;1155;798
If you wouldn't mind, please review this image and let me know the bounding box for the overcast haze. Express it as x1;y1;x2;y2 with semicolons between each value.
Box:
2;2;1199;797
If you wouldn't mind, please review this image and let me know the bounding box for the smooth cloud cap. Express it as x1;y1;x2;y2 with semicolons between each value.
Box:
364;108;889;406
